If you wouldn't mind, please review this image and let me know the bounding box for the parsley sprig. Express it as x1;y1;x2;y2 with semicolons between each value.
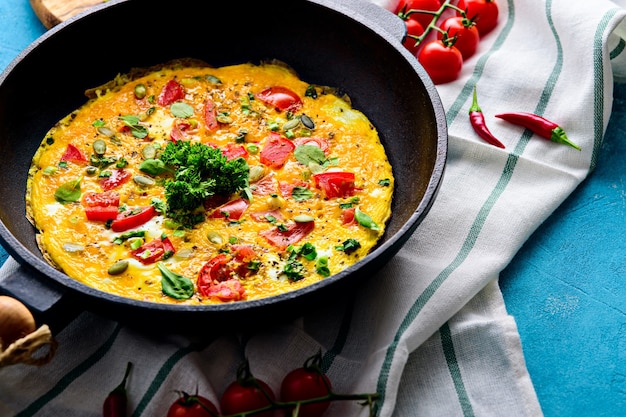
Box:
157;141;250;226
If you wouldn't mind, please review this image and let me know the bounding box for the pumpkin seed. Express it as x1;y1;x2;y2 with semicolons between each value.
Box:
85;166;98;176
97;126;115;137
207;231;224;245
93;139;107;155
216;114;233;124
282;117;301;131
248;165;266;183
142;144;157;160
62;243;84;253
133;175;155;186
301;114;315;129
108;260;129;275
294;214;314;223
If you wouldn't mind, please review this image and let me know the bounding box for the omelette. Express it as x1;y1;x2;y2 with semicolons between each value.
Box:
26;59;394;305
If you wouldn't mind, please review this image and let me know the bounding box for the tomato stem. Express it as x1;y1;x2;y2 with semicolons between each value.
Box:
219;392;380;417
403;0;467;48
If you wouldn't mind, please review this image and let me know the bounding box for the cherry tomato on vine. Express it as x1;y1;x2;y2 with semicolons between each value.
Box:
280;367;332;417
457;0;499;36
438;16;480;60
418;38;463;85
220;361;276;417
166;392;218;417
402;18;425;56
395;0;442;29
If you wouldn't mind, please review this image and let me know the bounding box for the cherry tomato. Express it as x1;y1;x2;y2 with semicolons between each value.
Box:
260;133;296;169
99;168;132;191
457;0;499;36
312;171;356;199
256;86;303;112
281;367;332;417
158;79;185;106
220;378;276;417
438;16;480;60
202;279;246;302
402;18;425;56
208;197;250;220
260;221;315;250
110;205;157;232
395;0;441;29
166;392;218;417
60;143;88;164
418;39;463;85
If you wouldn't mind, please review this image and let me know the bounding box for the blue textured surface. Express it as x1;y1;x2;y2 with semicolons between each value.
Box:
0;0;624;415
500;83;626;417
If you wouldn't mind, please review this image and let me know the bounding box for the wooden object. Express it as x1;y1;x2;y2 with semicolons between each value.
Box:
30;0;104;29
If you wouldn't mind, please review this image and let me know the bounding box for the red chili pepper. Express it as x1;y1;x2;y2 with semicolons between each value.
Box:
469;87;505;149
103;362;132;417
495;112;581;151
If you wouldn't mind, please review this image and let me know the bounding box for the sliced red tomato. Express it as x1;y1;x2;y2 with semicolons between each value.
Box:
204;99;219;131
342;207;356;225
259;133;295;169
82;191;120;207
293;137;330;153
85;206;120;222
250;174;277;196
256;86;303;112
208;198;250;220
99;169;131;191
279;180;309;198
198;254;247;301
198;254;231;286
60;144;88;164
203;279;246;302
231;244;257;263
161;236;176;257
131;238;166;264
250;209;283;222
260;221;315;250
157;79;185;106
170;119;194;142
110;205;157;232
313;171;356;198
221;143;248;160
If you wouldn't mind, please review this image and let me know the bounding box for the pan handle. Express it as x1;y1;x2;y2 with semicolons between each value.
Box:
0;260;76;332
319;0;408;43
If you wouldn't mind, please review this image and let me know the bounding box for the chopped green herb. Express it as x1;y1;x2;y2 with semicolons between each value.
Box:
354;207;380;231
378;178;391;186
157;263;194;300
335;238;361;254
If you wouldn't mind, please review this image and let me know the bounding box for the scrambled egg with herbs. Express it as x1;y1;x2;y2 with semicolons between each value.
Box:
26;60;394;305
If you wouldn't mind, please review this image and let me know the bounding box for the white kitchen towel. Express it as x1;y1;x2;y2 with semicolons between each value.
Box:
2;0;626;416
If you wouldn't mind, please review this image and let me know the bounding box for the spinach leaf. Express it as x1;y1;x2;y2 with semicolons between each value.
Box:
157;263;194;300
54;177;82;203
